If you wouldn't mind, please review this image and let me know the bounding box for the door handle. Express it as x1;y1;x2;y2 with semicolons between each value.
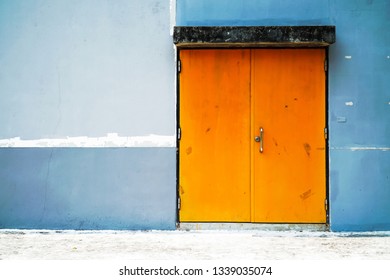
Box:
254;127;264;153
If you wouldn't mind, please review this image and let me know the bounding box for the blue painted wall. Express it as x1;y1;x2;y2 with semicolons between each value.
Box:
0;148;176;230
330;150;390;231
177;0;390;231
177;0;330;26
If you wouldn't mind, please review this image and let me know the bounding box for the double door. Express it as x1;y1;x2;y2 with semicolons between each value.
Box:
179;49;326;223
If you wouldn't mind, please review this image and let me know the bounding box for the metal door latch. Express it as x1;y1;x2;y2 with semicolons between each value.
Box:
254;127;264;153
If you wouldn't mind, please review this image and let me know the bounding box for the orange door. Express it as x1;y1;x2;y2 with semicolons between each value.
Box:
179;49;251;222
252;49;326;223
179;48;326;223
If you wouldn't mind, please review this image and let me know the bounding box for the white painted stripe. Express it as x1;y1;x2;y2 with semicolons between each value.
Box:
169;0;176;36
0;133;176;148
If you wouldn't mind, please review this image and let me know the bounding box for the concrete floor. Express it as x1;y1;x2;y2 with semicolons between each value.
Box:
1;229;390;260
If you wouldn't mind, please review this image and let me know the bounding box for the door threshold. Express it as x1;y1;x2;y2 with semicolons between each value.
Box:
178;223;328;232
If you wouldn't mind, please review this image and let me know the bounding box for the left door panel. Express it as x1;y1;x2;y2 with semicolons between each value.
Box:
179;49;251;222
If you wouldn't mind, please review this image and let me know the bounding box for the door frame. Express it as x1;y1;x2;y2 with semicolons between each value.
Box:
176;47;330;227
173;25;335;229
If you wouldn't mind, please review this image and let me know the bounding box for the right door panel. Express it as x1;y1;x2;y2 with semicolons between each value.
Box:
252;49;327;223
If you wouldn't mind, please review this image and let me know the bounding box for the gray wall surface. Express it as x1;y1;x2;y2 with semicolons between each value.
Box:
0;0;175;139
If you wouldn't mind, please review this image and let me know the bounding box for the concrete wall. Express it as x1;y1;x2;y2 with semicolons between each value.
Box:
1;0;389;231
177;0;390;231
0;148;176;230
0;0;175;138
0;0;177;230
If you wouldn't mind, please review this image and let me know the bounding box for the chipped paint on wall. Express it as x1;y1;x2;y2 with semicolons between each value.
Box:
0;134;176;148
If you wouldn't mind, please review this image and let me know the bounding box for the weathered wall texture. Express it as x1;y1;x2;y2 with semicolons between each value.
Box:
0;0;176;230
0;148;176;230
177;0;390;231
1;0;389;231
0;0;175;138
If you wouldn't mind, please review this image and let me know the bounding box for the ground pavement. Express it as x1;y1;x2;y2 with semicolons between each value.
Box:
1;229;390;260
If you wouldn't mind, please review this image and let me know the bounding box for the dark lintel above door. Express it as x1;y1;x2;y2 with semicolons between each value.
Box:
173;26;336;48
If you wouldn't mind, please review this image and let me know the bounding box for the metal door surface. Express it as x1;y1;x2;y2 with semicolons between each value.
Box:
179;49;251;222
251;49;326;223
179;49;326;223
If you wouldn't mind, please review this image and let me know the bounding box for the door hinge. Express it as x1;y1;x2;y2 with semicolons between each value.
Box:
177;60;181;73
178;197;181;210
325;198;328;212
324;59;328;72
324;127;328;140
177;127;181;140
